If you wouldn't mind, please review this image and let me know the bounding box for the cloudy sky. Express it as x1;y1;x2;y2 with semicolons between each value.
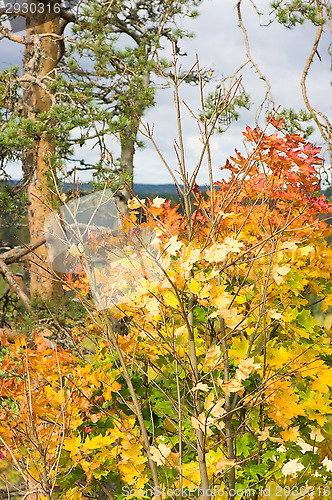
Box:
1;0;331;185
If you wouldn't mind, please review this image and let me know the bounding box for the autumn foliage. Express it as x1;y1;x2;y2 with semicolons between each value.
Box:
1;123;332;499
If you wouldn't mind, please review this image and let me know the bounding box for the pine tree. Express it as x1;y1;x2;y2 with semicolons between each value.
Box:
0;0;202;297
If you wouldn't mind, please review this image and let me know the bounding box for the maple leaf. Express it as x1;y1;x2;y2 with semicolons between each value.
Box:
219;378;243;396
215;457;236;474
180;246;201;273
297;439;313;453
204;242;230;263
163;289;179;308
204;393;215;411
188;278;202;294
210;289;232;310
235;358;261;382
66;488;82;500
224;236;244;253
191;412;215;435
152;196;166;208
69;243;84;258
150;443;171;466
191;383;210;392
128;198;142;210
272;264;291;285
281;241;298;251
211;398;226;418
299;245;314;256
281;459;304;476
63;435;82;460
277;265;291;276
257;429;270;442
34;333;52;352
322;457;332;472
212;307;243;330
82;433;114;451
191;413;205;432
280;426;300;443
165;235;183;256
204;344;223;369
310;428;324;442
270;309;283;320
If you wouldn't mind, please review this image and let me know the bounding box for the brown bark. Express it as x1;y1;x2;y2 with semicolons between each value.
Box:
22;1;64;299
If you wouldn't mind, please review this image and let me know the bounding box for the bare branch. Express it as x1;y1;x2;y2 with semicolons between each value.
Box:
0;258;31;307
300;0;332;170
236;0;275;119
0;22;27;43
1;236;46;265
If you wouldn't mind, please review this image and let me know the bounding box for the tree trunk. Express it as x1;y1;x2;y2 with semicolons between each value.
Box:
116;132;136;216
22;0;63;299
115;70;150;215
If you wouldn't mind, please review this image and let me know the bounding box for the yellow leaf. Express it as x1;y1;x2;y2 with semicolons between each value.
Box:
63;435;82;460
163;289;179;308
210;288;232;310
257;429;270;442
281;426;300;442
191;413;205;432
310;428;324;442
204;344;223;369
277;265;291;275
272;265;290;285
299;245;314;256
204;393;215;411
312;365;332;393
204;243;229;263
235;357;261;382
224;236;244;253
69;243;83;258
281;459;304;476
229;336;249;360
191;412;215;435
322;457;332;472
152;196;166;208
217;308;243;329
270;308;283;320
188;278;202;294
281;241;298;251
165;235;182;256
145;297;160;317
179;244;201;272
191;382;210;392
215;457;236;474
219;378;243;396
297;439;313;453
150;443;171;466
211;398;226;418
128;198;142;210
65;488;82;500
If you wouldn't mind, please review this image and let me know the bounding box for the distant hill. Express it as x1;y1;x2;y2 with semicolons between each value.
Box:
62;183;207;199
6;180;206;198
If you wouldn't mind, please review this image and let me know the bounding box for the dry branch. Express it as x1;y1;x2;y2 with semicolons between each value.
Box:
1;236;46;265
0;258;31;307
